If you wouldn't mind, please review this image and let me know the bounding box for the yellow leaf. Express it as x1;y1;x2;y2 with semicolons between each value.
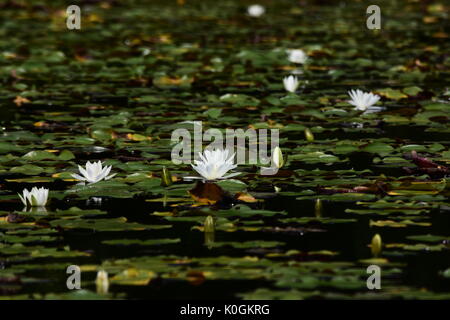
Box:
14;96;31;106
235;192;257;203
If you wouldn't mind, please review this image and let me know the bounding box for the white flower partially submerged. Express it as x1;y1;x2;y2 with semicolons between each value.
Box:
283;75;300;93
347;89;380;111
190;149;239;181
247;4;265;17
19;187;49;207
287;49;308;64
71;161;116;184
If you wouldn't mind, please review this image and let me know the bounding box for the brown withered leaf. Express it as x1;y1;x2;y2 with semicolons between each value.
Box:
403;151;449;177
7;213;27;223
189;182;227;205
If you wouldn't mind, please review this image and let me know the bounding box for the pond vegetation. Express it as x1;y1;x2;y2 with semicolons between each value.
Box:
0;0;449;299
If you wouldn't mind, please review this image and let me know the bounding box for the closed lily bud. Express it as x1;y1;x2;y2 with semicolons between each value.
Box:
204;215;215;233
272;147;284;169
304;128;314;142
96;270;109;294
314;199;323;218
371;234;382;257
161;166;173;187
204;231;215;249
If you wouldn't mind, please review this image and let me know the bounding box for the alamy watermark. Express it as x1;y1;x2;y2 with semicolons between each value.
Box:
66;265;81;289
171;121;281;175
366;5;381;30
65;5;379;31
66;5;81;30
366;265;381;290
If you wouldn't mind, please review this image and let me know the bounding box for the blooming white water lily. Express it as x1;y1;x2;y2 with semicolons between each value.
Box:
347;89;380;111
283;75;300;93
190;149;239;181
287;49;308;64
247;4;265;17
71;161;116;184
272;147;284;169
19;187;49;207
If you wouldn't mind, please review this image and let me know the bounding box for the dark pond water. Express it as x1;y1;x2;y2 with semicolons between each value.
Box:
0;0;449;299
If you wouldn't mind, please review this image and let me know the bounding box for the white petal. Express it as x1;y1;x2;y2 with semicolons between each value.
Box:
18;193;27;206
72;173;87;181
221;172;241;179
105;173;117;180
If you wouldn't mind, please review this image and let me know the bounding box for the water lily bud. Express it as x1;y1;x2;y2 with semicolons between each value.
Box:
204;231;215;249
314;199;323;218
96;270;109;294
304;128;314;142
161;166;173;187
204;215;215;233
272;146;284;169
371;234;382;257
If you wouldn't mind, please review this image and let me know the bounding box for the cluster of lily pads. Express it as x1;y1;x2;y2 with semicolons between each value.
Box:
18;44;382;211
3;0;449;300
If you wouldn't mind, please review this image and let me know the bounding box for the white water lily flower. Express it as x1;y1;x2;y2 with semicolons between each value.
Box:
19;187;49;207
247;4;265;17
71;160;116;184
283;75;300;93
190;149;240;181
287;49;308;64
348;89;380;111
